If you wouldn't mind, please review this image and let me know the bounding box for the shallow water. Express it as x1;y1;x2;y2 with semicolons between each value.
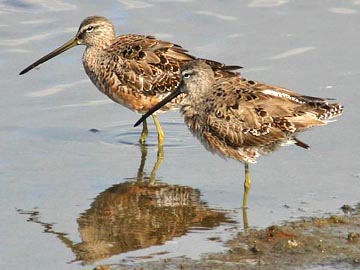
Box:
1;0;360;269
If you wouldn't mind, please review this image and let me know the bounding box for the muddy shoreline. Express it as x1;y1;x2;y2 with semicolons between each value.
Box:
97;205;360;270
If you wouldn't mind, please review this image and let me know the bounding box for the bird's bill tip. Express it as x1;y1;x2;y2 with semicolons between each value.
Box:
134;87;183;128
19;69;27;75
134;116;146;127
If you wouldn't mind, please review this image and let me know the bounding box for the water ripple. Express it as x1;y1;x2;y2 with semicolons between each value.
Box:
117;0;153;9
25;0;76;11
0;32;56;46
27;79;89;97
194;10;237;21
329;7;358;14
268;46;316;60
51;99;113;109
20;19;49;25
248;0;288;7
101;122;195;149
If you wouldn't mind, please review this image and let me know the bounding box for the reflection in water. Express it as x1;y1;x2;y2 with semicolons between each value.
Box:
18;144;233;264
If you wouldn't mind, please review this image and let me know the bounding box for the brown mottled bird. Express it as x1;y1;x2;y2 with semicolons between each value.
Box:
19;16;237;145
135;60;343;209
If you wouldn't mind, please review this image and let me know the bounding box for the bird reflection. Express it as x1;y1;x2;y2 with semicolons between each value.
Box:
17;144;233;264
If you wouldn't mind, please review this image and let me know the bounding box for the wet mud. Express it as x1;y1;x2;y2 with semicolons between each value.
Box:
98;204;360;270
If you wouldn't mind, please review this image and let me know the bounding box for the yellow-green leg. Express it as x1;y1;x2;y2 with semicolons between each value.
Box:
242;206;249;231
152;114;165;146
242;162;251;209
136;143;148;180
150;143;164;185
139;119;149;144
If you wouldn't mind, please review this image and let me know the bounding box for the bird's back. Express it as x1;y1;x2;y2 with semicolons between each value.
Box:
182;72;343;163
83;34;239;113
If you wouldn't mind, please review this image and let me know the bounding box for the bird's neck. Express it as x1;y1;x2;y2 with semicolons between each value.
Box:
188;85;210;111
82;46;110;88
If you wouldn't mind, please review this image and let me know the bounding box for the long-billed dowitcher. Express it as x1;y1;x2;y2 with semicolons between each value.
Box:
135;60;344;209
19;16;236;145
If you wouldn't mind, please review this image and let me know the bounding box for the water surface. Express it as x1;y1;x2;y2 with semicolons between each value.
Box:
1;0;359;269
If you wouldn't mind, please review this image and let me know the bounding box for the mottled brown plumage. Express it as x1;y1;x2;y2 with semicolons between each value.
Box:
135;60;343;209
19;16;238;145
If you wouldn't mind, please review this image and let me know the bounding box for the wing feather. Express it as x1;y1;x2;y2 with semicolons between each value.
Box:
203;76;338;149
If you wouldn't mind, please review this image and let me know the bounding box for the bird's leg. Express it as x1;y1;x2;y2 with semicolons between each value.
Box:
139;119;149;144
152;114;165;146
136;143;148;181
242;162;251;209
242;206;249;231
150;143;164;185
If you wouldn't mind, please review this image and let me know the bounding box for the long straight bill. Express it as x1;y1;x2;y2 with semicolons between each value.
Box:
134;86;182;127
19;37;78;75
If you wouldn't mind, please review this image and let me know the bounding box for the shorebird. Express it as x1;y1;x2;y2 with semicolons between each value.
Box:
19;16;236;145
135;60;343;209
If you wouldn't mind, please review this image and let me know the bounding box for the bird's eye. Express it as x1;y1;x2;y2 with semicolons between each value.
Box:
183;72;191;79
86;26;94;33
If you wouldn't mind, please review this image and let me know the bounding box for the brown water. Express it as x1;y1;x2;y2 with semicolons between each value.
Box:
1;1;359;269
